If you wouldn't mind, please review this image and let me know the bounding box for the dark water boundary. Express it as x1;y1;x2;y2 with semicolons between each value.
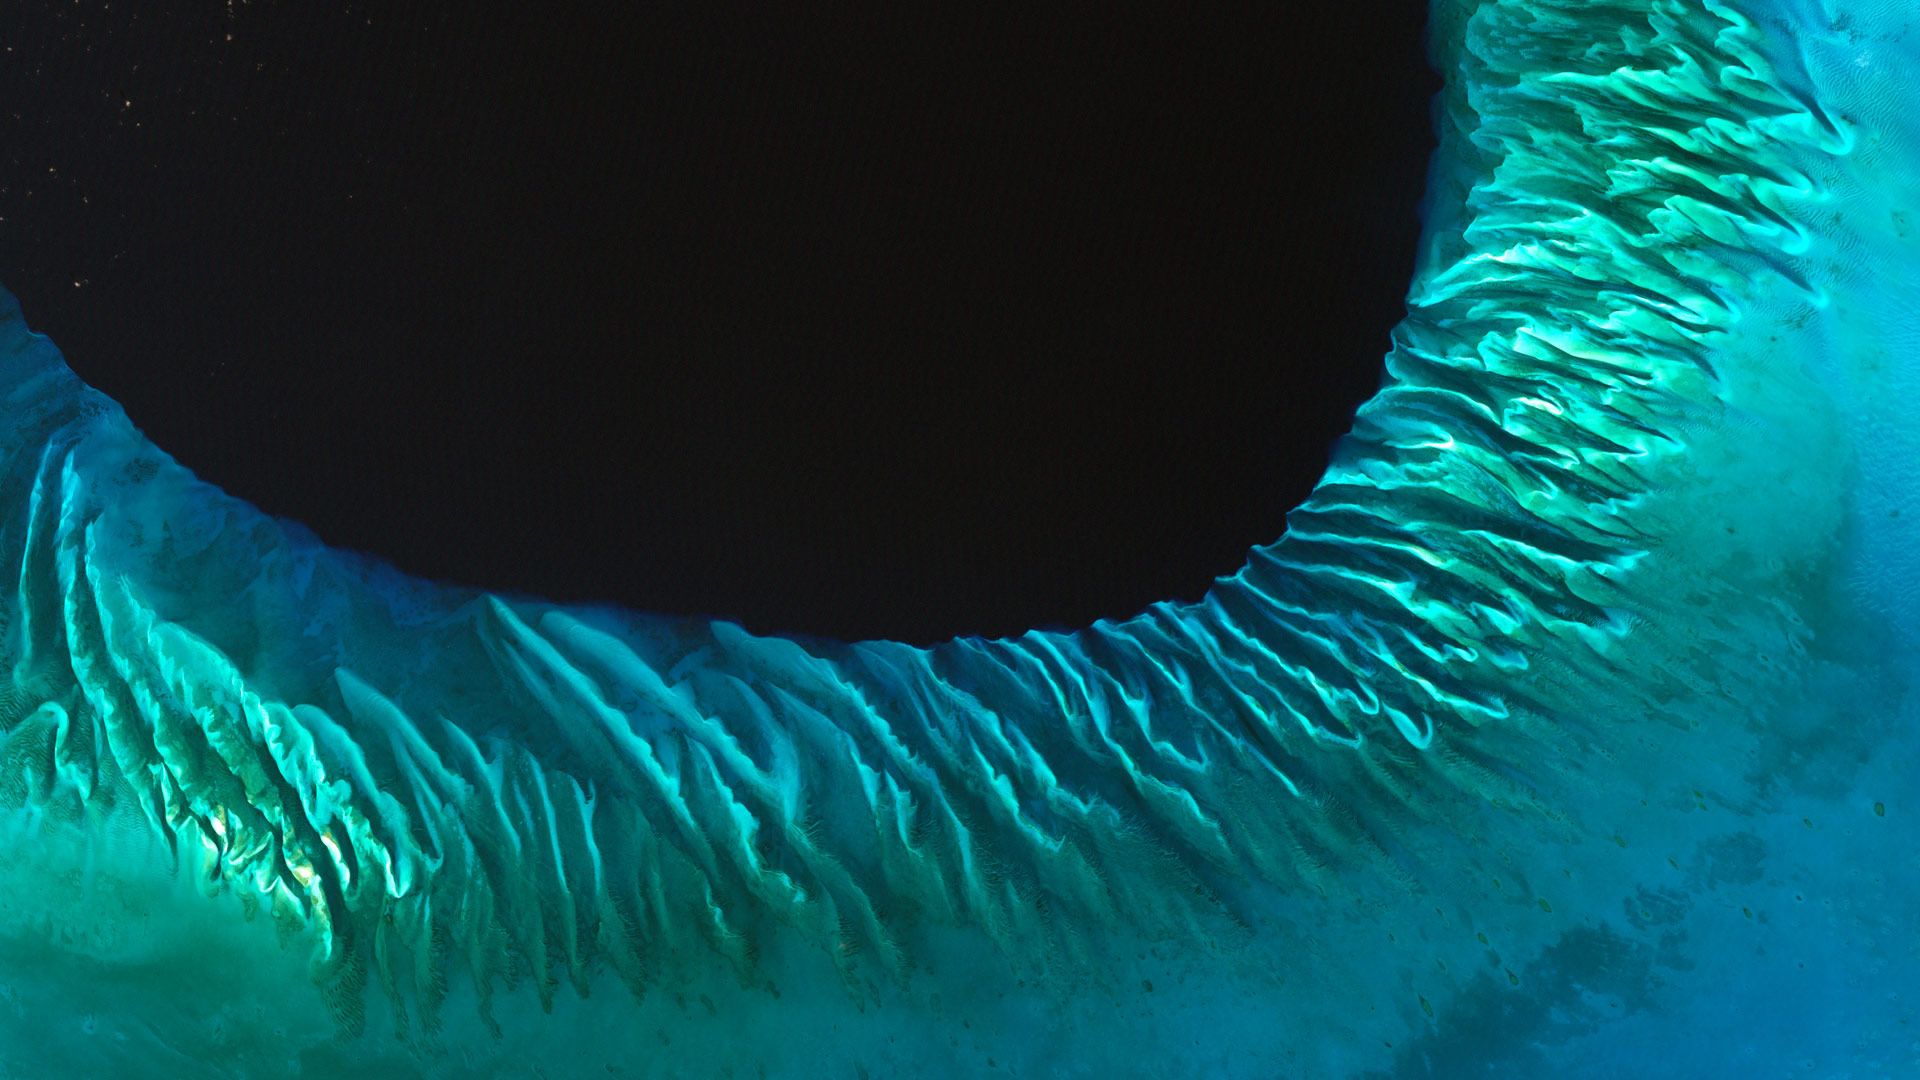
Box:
0;2;1438;643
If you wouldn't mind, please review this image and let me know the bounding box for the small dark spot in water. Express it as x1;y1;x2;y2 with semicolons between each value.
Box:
1874;801;1886;817
1141;979;1153;992
1626;886;1691;930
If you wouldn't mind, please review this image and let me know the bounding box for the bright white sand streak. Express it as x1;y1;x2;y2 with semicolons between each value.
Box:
0;1;1915;1075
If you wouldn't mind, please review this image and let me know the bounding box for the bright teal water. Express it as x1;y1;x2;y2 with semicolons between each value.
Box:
0;1;1915;1075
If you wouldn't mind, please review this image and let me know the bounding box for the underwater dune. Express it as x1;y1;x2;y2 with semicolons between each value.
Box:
1;0;1916;1076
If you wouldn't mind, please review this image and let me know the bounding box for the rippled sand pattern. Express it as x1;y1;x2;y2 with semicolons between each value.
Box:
0;1;1915;1075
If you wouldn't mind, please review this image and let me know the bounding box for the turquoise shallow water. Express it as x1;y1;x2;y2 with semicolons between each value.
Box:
1;0;1917;1076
